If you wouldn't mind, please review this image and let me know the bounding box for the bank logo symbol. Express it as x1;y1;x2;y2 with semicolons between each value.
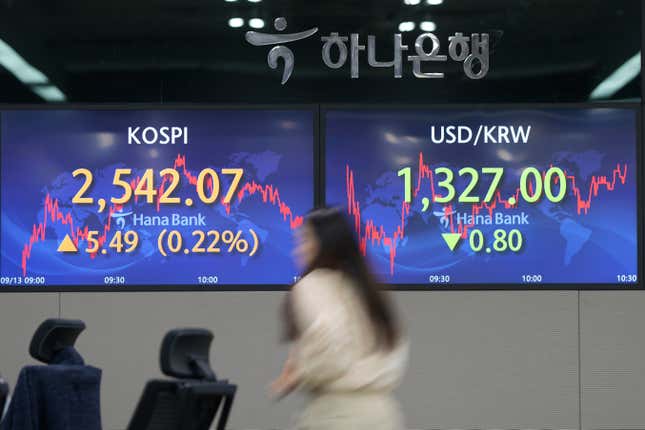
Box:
434;206;452;229
245;17;318;85
111;208;133;230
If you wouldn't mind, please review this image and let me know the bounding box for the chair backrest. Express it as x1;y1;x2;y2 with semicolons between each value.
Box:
126;328;236;430
126;380;181;430
1;365;102;430
126;379;236;430
178;381;236;430
0;375;9;421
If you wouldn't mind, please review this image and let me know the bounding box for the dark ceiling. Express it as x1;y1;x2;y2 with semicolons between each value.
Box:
0;0;641;103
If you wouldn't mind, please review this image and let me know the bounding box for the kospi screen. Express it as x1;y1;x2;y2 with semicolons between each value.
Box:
324;108;640;287
0;109;314;288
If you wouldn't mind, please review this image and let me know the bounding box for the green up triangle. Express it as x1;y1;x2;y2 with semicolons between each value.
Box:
441;233;462;252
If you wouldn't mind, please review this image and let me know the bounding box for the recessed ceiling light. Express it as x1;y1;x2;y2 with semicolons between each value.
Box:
590;52;641;99
31;85;66;102
398;21;415;32
228;17;244;28
249;18;265;29
404;0;421;5
0;39;48;84
427;0;443;5
420;21;437;32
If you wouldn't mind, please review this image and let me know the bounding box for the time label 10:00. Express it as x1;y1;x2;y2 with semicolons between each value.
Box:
398;166;567;205
71;167;244;207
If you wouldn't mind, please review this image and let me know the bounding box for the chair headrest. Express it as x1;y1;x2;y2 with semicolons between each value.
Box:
29;319;86;364
160;328;216;381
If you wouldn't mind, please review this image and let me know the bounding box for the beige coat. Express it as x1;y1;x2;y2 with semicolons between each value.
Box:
290;269;409;430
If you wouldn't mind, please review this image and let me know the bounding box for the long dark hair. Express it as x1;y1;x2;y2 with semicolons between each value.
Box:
283;207;401;350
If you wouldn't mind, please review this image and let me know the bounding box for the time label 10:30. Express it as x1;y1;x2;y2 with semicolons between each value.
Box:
398;166;567;205
71;167;244;207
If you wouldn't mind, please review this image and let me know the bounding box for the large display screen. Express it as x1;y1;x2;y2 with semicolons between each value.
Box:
325;108;640;286
1;109;314;288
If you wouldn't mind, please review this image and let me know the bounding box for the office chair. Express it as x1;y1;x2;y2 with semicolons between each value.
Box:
0;318;102;430
0;375;8;421
126;328;237;430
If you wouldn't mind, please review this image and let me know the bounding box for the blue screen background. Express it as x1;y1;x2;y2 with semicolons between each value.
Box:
325;109;639;285
1;110;314;286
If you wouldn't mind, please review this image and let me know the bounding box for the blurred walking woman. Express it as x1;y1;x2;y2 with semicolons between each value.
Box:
271;208;409;430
